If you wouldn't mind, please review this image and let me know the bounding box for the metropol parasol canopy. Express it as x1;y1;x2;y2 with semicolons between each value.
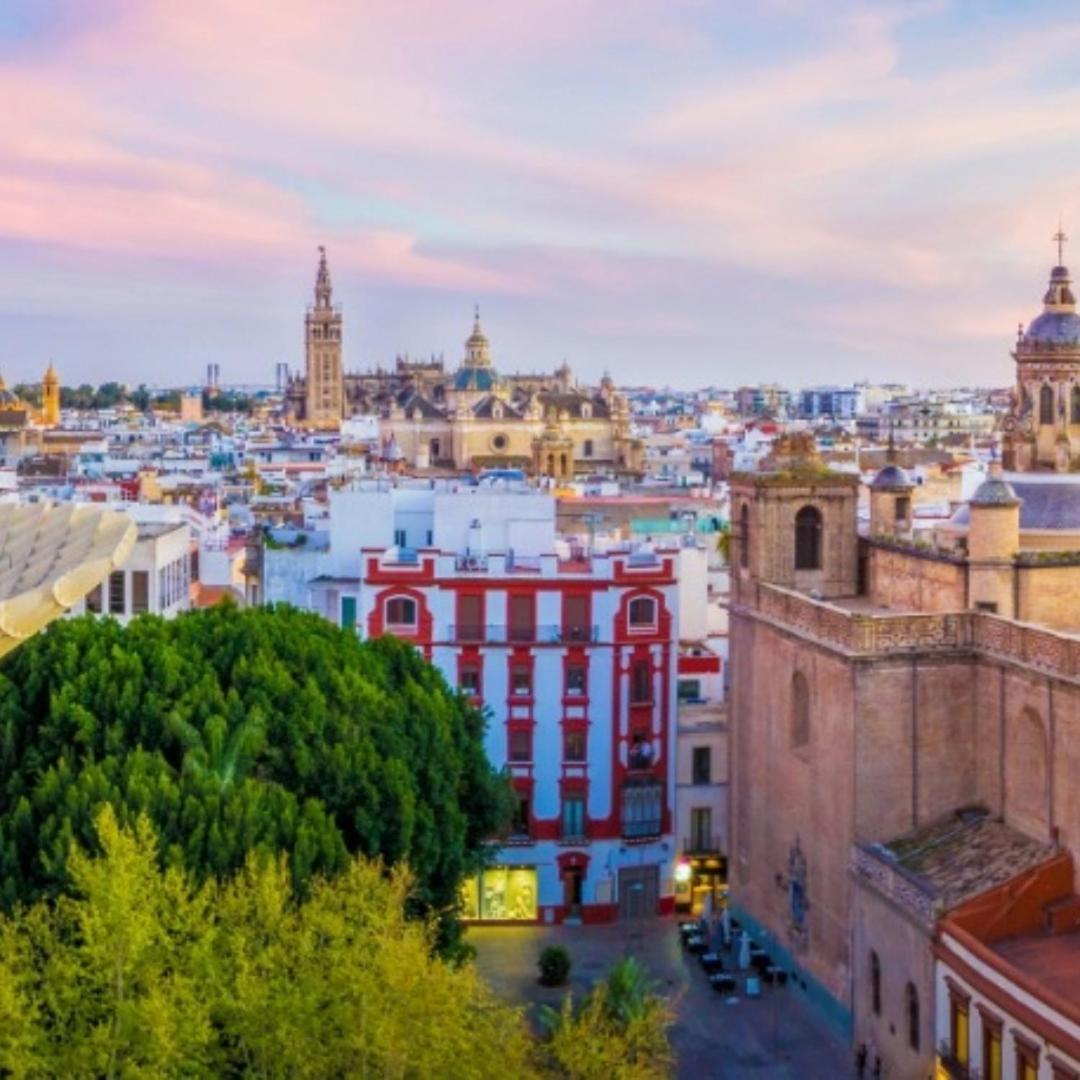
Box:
0;501;136;658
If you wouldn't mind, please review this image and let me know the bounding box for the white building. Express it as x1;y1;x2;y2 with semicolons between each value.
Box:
263;480;681;923
73;519;191;623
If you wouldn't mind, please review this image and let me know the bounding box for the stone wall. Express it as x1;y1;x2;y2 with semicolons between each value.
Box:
731;584;1080;1031
851;853;937;1079
866;544;967;613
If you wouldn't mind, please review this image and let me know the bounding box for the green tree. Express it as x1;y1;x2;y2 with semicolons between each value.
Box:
0;605;509;945
0;808;536;1078
542;957;675;1079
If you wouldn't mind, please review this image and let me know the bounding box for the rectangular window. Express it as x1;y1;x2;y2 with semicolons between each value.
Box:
510;793;531;838
691;746;712;785
508;594;535;643
459;866;537;921
561;796;586;841
460;665;481;696
689;807;712;851
508;728;531;762
563;594;589;641
566;664;586;695
394;528;407;548
564;729;586;762
678;678;702;702
895;496;910;523
1016;1037;1039;1080
980;1014;1002;1080
458;593;484;642
86;583;103;615
975;601;998;614
340;595;357;630
108;571;126;615
511;664;532;697
631;660;652;704
621;780;662;839
950;992;969;1068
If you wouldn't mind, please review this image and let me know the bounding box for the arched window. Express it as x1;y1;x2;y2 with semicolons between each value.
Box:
628;596;657;629
791;672;810;749
870;951;882;1016
794;506;823;570
1040;384;1055;425
385;596;417;627
739;503;750;569
1072;385;1080;424
906;982;920;1051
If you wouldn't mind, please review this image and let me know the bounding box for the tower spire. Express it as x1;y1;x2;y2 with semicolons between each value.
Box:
314;245;332;309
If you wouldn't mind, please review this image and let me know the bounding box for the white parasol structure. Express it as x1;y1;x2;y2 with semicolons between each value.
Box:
0;502;136;658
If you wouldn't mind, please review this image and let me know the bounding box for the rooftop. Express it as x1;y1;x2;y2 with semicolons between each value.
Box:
991;930;1080;1008
879;809;1053;910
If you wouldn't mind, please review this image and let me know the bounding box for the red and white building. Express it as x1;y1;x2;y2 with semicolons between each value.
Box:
263;481;679;923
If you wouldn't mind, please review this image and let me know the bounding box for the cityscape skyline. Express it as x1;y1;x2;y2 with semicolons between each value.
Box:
4;2;1080;388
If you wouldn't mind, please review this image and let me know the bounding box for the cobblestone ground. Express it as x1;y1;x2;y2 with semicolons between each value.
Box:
469;918;851;1080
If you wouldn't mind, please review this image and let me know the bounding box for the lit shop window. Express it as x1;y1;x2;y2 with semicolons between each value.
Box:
459;867;538;921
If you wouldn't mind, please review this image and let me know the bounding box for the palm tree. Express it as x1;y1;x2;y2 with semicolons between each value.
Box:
167;710;265;787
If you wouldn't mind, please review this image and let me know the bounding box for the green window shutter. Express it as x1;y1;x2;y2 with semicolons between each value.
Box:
341;596;357;630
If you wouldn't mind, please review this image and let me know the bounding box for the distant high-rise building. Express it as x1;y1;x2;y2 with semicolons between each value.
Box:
275;362;289;393
205;362;220;390
304;246;344;429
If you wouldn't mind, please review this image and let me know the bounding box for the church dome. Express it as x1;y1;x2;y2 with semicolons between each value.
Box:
1022;262;1080;345
1023;309;1080;346
970;476;1020;507
870;464;913;490
454;366;496;392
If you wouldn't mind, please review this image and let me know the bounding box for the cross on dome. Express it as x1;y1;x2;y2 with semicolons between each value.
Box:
1055;225;1069;267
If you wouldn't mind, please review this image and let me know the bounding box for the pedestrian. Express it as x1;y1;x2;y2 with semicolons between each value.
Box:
855;1043;867;1078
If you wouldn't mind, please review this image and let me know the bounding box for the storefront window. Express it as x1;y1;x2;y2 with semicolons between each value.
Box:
460;867;538;920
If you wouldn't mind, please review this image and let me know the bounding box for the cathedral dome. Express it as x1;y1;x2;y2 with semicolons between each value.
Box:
1022;309;1080;346
1022;262;1080;345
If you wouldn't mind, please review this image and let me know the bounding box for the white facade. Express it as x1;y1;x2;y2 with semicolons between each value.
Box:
71;519;191;623
263;482;682;923
935;927;1080;1080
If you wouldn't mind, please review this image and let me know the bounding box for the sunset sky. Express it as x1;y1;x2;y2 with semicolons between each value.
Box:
2;0;1080;389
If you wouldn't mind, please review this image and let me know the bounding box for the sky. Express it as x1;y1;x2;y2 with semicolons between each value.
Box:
2;0;1080;391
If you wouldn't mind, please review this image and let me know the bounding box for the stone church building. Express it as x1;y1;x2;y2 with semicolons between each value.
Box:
284;249;644;479
729;250;1080;1077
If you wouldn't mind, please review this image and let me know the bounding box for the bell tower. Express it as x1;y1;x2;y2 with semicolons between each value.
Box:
729;433;860;602
304;246;344;428
1002;229;1080;471
41;363;60;427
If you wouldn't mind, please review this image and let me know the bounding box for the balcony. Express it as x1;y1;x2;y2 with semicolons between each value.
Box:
622;818;662;841
621;778;663;841
454;554;489;572
682;834;722;856
445;624;600;644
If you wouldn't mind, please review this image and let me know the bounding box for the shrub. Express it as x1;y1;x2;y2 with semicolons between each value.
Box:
538;944;572;987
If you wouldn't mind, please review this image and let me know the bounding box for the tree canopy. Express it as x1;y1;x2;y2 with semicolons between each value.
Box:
0;810;674;1078
0;807;535;1078
0;605;509;942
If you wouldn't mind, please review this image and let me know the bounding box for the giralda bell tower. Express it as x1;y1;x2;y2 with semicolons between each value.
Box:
304;245;344;428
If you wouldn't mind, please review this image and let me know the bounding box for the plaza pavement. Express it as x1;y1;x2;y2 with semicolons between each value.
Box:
468;918;851;1079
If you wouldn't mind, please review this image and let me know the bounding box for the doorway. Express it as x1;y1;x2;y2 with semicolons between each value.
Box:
564;868;583;920
618;865;659;920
